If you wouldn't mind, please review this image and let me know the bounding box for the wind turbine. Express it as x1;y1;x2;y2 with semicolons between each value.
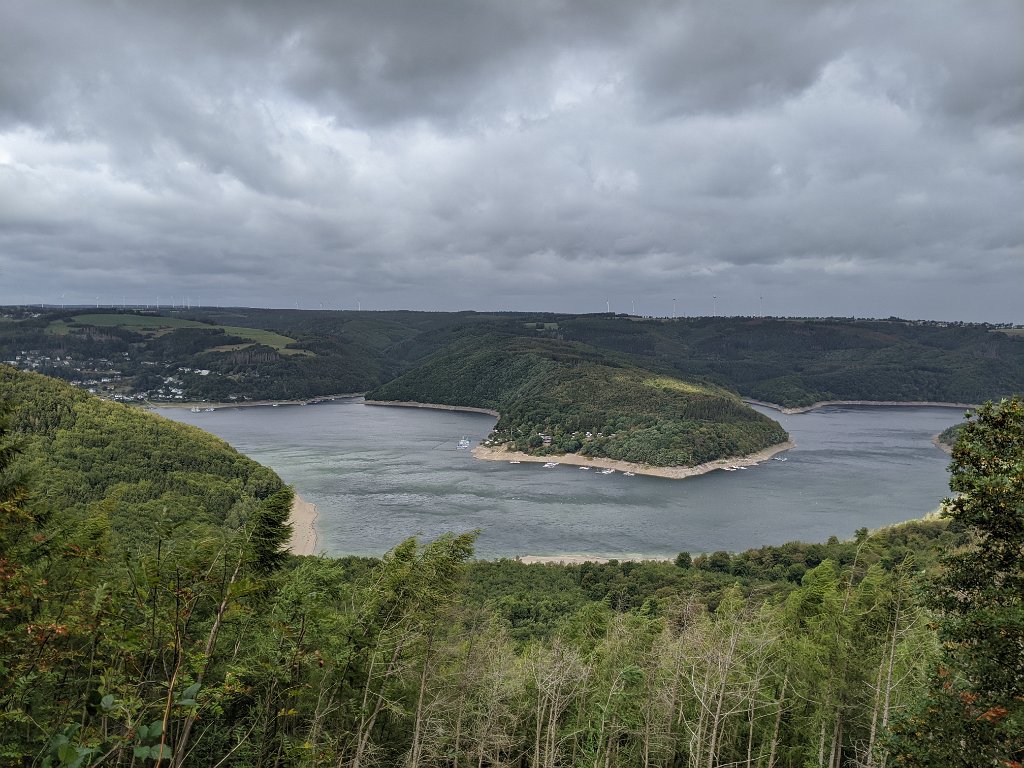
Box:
60;293;66;309
713;295;717;316
672;298;677;319
606;298;610;314
760;295;763;318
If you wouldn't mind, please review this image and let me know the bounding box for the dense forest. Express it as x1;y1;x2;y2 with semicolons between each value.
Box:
2;308;1022;408
367;335;787;466
1;367;1021;765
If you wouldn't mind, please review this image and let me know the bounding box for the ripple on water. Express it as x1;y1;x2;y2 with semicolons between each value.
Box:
163;401;963;558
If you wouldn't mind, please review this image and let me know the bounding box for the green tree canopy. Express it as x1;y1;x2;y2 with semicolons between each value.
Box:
887;398;1024;766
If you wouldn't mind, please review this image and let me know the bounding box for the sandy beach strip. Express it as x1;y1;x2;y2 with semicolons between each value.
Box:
289;493;320;556
147;393;363;411
471;440;795;479
363;399;500;417
744;398;979;415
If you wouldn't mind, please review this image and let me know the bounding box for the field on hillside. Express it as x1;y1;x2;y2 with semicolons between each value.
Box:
68;313;306;353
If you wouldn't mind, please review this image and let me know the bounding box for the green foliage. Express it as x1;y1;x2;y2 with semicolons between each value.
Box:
3;308;1021;407
247;486;294;574
3;360;1020;767
887;398;1024;766
369;334;789;466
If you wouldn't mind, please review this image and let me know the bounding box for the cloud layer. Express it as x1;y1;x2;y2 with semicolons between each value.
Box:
1;0;1021;319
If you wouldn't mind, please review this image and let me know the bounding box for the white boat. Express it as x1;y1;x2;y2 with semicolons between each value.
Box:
543;462;559;468
457;437;471;450
509;460;521;464
190;406;201;413
623;471;635;477
722;467;737;471
773;456;788;462
579;466;591;470
600;468;615;475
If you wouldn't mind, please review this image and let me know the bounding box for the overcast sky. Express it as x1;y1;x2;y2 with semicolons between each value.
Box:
1;1;1021;320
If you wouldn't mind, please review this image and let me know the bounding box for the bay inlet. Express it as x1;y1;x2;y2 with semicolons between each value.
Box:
162;398;964;559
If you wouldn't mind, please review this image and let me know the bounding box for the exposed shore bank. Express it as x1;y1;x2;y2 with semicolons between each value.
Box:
364;399;793;478
148;393;363;411
745;398;979;415
514;504;951;565
472;440;795;479
363;399;500;417
289;493;319;556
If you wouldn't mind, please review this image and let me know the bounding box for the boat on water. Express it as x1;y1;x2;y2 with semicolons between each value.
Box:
509;459;521;464
623;471;635;477
457;437;471;450
722;467;737;471
543;462;559;468
600;468;615;475
773;456;788;462
190;406;201;413
579;466;591;470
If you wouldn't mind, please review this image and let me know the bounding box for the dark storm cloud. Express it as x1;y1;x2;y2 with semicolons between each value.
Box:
0;0;1021;319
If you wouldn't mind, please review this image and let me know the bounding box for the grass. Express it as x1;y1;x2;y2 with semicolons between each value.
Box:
67;313;310;354
644;376;711;396
71;314;203;330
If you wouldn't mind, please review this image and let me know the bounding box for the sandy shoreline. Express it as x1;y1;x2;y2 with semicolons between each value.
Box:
148;393;363;410
472;440;795;479
363;399;500;417
745;398;979;415
289;493;320;556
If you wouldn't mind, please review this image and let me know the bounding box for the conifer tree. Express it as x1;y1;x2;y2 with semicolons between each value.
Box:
887;398;1023;766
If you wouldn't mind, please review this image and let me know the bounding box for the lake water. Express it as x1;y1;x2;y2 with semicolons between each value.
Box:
162;399;965;559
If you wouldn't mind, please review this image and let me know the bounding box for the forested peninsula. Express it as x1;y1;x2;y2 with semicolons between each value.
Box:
2;364;1021;765
10;307;1022;471
366;335;788;469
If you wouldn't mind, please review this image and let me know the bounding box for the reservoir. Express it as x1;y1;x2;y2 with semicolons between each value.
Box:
163;399;964;559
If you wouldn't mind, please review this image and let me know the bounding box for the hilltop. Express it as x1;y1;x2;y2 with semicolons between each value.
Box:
2;308;1020;409
367;334;788;468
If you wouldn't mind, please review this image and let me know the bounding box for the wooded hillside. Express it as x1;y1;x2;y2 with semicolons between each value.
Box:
368;335;788;466
1;370;1019;765
3;308;1021;407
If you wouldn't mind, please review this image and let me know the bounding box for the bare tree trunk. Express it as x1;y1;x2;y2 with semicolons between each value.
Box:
828;713;841;768
706;680;726;768
746;695;755;768
766;670;788;768
877;594;903;768
352;642;404;768
171;551;244;768
865;649;886;768
409;637;433;768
